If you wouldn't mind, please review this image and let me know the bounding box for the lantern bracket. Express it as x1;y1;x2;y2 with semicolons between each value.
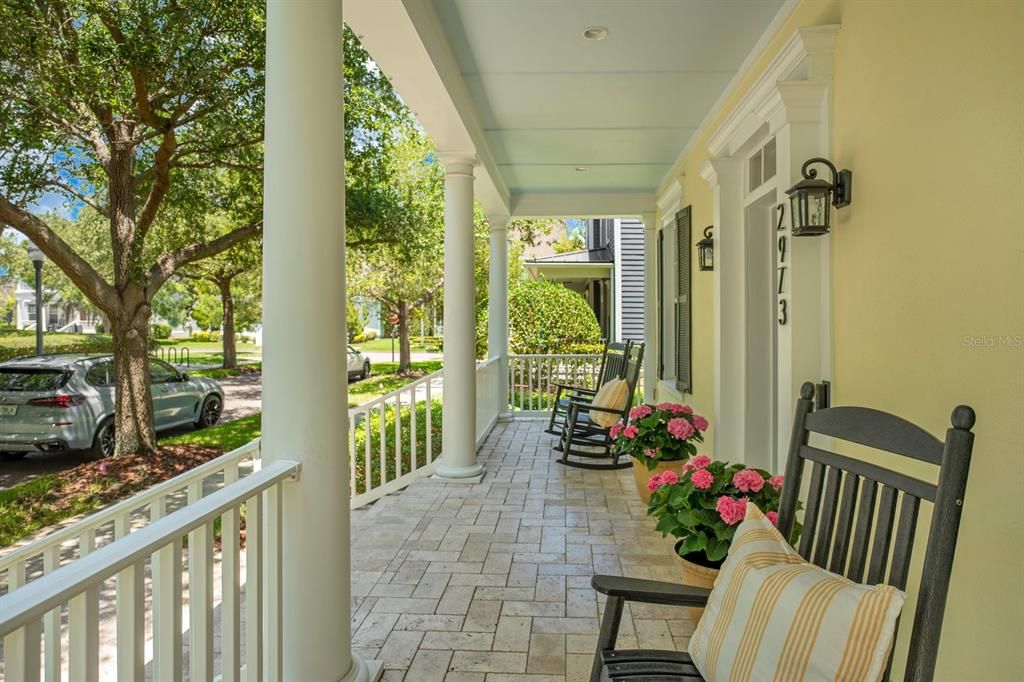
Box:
800;157;852;208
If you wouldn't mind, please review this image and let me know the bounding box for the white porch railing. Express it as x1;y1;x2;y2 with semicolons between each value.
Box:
507;353;603;413
475;357;502;440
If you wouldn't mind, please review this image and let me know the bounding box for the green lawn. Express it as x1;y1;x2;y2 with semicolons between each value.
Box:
162;413;262;450
352;337;436;353
348;360;441;407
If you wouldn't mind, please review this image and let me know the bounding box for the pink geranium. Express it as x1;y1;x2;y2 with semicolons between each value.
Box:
732;469;765;493
644;448;659;459
766;511;779;526
691;414;709;431
647;473;664;492
609;422;624;439
690;468;714;490
660;470;680;486
680;405;694;414
622;424;639;439
716;496;747;525
667;417;695;440
629;404;653;420
690;454;712;469
769;474;785;491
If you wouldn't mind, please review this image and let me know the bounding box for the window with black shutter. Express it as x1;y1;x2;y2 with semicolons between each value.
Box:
675;207;692;393
657;229;665;379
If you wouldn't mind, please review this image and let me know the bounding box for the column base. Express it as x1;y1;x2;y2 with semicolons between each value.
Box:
338;653;382;682
432;462;485;484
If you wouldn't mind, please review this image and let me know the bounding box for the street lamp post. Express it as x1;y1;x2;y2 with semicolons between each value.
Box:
28;245;45;356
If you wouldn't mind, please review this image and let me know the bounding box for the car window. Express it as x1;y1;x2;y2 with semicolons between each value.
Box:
85;362;113;388
0;368;68;392
348;345;357;355
149;359;179;384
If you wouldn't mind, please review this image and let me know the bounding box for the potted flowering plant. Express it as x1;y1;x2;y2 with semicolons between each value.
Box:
609;402;709;502
646;456;797;620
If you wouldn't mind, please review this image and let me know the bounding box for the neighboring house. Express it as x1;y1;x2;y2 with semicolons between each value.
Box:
523;218;645;344
12;278;101;333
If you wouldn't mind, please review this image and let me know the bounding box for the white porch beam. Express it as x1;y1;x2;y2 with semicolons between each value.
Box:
640;211;658;404
263;2;377;680
487;213;511;417
510;192;658;219
435;153;485;483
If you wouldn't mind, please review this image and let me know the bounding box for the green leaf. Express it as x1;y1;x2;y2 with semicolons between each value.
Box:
705;538;730;562
679;532;708;555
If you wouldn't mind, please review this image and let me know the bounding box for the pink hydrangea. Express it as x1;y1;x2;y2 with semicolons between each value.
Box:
716;496;747;525
646;473;664;492
629;404;653;420
680;405;694;414
656;402;689;415
690;454;712;469
660;470;680;486
691;414;709;431
766;511;779;526
644;448;659;459
769;474;785;491
667;417;695;440
622;424;639;439
690;468;714;490
732;469;765;493
609;422;624;439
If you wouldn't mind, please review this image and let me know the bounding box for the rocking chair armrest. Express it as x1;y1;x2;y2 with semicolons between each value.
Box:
591;575;712;608
568;400;624;415
554;383;597;395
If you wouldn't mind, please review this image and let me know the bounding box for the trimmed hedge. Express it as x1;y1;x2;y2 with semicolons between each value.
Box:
507;279;602;354
0;330;113;363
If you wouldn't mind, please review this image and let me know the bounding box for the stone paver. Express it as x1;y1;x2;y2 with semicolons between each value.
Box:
350;418;694;681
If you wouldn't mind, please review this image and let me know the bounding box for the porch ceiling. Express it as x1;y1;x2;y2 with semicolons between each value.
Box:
347;0;786;217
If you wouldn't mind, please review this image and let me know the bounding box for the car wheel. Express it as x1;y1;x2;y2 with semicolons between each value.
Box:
362;361;371;380
195;394;223;429
90;419;115;459
0;452;28;461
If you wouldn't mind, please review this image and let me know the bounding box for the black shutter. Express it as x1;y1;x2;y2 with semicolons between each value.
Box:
657;230;665;379
675;207;692;393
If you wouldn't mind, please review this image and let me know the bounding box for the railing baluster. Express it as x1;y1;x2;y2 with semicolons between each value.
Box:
68;586;99;682
115;559;145;680
245;493;264;682
393;390;401;484
527;357;533;410
408;386;416;476
42;546;61;682
5;619;43;682
364;407;372;494
189;516;214;682
264;484;283;682
378;401;386;486
349;412;357;497
152;497;183;681
426;375;433;463
222;463;242;682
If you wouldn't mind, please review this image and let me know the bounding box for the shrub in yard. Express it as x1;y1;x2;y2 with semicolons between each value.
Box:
507;278;602;354
152;323;172;339
190;330;221;342
0;330;113;363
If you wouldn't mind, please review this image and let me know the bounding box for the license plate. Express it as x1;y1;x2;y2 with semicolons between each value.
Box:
0;405;17;417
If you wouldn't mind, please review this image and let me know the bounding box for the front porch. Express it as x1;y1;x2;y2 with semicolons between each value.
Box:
351;418;688;681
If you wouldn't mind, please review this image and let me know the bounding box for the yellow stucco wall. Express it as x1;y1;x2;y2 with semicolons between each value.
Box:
656;1;1023;679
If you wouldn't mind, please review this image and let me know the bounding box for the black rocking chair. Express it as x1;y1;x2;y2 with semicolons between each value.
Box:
590;381;975;681
544;340;631;437
556;342;644;470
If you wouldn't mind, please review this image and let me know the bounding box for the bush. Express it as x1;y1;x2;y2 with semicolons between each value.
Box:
190;330;221;342
506;279;602;354
152;323;172;339
351;399;443;495
352;330;379;343
0;330;113;363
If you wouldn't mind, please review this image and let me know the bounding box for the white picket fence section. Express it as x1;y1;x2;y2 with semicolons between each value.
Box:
507;354;603;413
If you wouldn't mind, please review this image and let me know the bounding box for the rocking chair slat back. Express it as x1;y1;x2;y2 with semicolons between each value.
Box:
776;382;976;682
600;342;630;386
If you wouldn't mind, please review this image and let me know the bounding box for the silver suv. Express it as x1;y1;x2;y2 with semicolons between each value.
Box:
0;354;224;460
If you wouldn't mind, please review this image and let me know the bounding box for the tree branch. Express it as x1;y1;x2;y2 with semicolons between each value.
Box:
147;220;262;290
0;195;118;311
42;180;109;218
135;130;176;239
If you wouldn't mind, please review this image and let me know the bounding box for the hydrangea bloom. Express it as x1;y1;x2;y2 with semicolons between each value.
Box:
660;470;680;486
629;404;653;420
608;422;624;439
769;474;785;491
689;454;712;469
732;469;765;493
766;511;779;526
680;405;694;414
690;468;714;490
667;417;695;440
691;414;709;431
716;496;747;525
622;424;639;439
647;473;664;492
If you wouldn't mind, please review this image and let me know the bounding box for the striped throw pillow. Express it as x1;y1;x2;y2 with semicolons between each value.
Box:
688;505;905;682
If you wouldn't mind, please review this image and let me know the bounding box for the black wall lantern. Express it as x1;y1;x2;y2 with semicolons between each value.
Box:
785;157;852;236
696;226;714;271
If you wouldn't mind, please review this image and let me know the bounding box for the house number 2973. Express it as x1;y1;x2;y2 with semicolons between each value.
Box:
777;204;788;326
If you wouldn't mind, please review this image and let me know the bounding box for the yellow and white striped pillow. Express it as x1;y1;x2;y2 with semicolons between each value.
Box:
688;505;905;682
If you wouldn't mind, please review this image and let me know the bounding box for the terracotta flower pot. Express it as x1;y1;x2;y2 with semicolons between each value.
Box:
674;543;721;624
632;458;688;503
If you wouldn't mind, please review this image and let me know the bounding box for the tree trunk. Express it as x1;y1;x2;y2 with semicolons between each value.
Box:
109;284;158;456
398;300;412;373
219;278;237;369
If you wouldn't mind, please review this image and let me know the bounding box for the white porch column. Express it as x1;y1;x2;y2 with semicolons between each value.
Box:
435;153;485;483
640;211;658;404
487;213;510;416
263;2;377;681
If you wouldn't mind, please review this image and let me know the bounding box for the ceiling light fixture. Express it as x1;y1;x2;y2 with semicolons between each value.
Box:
582;26;609;41
575;166;589;172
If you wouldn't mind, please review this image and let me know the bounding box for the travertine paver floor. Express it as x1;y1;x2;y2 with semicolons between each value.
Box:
350;417;695;682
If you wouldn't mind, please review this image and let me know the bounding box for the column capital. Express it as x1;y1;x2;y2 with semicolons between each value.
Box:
437;151;478;175
487;213;511;234
640;211;657;231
